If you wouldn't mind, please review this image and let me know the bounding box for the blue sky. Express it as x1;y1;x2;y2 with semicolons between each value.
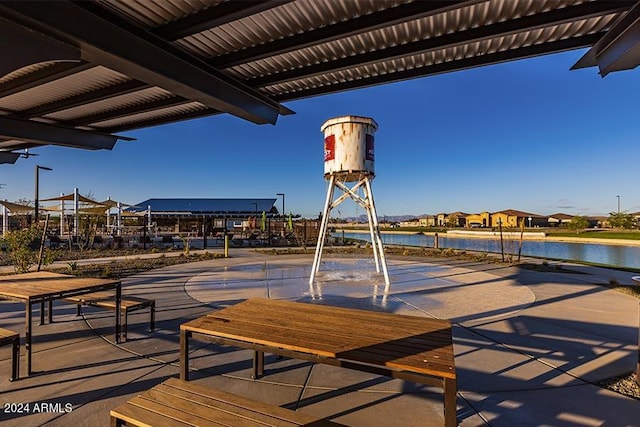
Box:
1;49;639;218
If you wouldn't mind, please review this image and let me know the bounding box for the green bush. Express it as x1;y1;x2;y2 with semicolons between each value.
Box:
2;225;41;273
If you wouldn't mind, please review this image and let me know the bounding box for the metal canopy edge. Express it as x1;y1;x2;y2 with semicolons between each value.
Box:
0;0;287;125
0;116;121;150
0;152;20;165
572;1;640;76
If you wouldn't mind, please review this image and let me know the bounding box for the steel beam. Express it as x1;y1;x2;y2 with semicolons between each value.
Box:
275;33;603;102
0;1;285;125
0;18;80;77
249;1;634;87
0;152;20;164
209;0;478;68
572;1;640;76
0;116;120;150
153;0;293;40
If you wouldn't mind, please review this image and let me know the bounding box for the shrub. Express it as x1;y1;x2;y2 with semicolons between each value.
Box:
2;225;41;273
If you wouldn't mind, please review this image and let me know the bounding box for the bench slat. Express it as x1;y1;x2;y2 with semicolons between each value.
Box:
0;327;19;341
143;390;298;427
128;395;232;427
111;379;342;427
111;400;207;427
161;378;327;426
0;327;19;381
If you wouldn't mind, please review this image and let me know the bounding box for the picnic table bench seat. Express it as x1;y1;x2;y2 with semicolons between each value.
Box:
64;292;155;341
110;377;343;426
0;327;20;381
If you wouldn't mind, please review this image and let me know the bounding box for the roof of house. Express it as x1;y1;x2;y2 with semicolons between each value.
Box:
2;1;638;163
494;209;545;218
128;198;278;215
548;213;574;220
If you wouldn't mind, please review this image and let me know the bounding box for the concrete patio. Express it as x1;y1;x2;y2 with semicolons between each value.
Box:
0;249;638;426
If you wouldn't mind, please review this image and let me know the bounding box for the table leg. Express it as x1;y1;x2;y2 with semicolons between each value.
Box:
48;300;53;324
26;301;32;376
40;301;45;325
444;377;457;427
252;350;264;379
10;334;19;381
115;284;121;344
180;329;190;381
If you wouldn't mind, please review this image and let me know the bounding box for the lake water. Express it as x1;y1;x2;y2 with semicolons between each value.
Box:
336;232;640;270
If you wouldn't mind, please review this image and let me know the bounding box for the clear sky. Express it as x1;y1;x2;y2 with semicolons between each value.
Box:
1;49;639;219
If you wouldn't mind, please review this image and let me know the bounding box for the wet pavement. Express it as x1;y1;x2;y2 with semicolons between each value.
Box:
0;249;638;426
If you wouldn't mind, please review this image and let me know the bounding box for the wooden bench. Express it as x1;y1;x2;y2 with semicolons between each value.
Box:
0;327;19;381
111;377;343;426
65;292;155;342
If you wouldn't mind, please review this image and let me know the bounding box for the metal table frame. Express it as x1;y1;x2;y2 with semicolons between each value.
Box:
180;298;457;427
0;272;121;376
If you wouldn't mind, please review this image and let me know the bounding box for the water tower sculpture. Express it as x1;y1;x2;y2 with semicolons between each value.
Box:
310;116;391;291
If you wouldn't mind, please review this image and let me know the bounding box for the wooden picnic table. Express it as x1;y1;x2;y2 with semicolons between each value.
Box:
180;298;457;427
0;271;121;376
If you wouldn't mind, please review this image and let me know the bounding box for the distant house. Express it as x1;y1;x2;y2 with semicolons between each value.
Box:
419;215;436;227
448;212;468;227
399;218;422;228
588;216;607;228
547;213;573;227
465;211;491;228
435;212;467;227
491;209;547;228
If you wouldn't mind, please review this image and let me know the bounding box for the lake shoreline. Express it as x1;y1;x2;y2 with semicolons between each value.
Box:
336;228;640;247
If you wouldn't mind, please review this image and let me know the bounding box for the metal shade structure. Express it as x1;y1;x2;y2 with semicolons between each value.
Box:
2;1;639;163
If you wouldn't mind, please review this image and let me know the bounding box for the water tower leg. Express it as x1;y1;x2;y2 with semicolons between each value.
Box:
364;177;391;290
315;179;336;273
310;175;335;288
364;193;381;273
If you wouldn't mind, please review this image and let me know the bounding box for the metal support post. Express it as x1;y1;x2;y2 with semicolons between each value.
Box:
310;175;336;291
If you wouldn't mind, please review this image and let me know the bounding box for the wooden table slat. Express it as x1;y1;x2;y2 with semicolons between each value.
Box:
184;312;454;376
0;271;122;376
190;313;453;352
180;299;457;426
230;298;451;332
202;305;454;350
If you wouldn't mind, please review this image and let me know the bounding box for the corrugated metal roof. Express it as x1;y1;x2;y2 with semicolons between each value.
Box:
0;66;126;111
130;198;278;214
89;101;206;129
44;86;174;122
1;0;637;160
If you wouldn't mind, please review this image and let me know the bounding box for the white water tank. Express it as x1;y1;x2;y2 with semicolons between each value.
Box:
321;115;378;181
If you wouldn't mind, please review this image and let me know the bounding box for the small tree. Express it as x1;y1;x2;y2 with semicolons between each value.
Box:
567;216;589;234
608;212;635;229
2;225;41;273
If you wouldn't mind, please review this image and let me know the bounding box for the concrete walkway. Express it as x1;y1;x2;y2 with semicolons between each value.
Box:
0;249;638;426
